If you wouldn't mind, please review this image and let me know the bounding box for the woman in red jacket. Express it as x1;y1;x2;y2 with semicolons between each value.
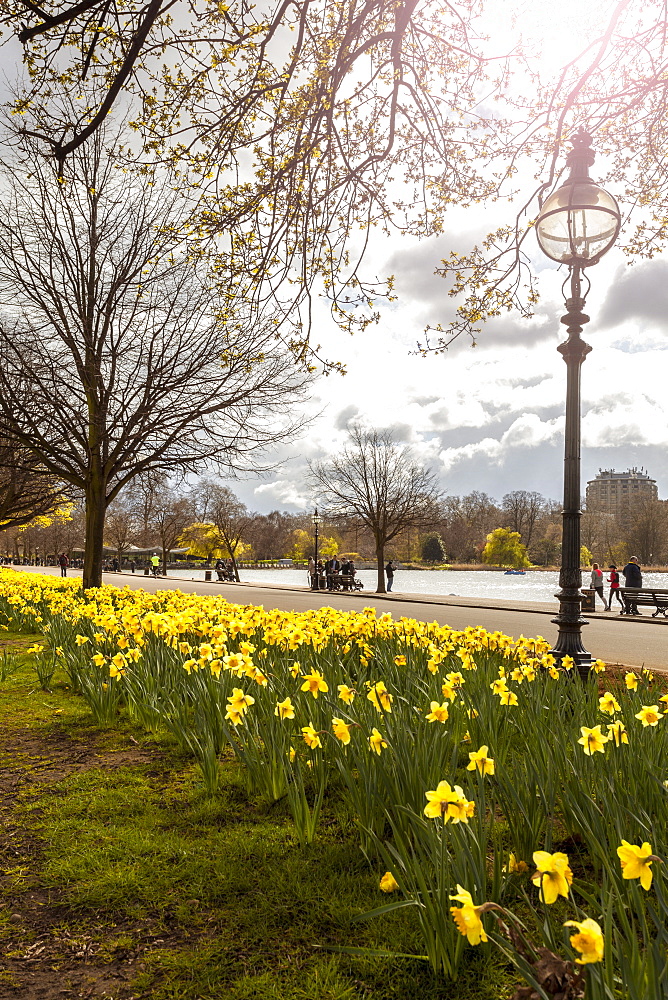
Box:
607;564;623;611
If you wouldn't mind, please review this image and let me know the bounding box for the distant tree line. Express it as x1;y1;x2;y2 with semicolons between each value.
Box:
7;478;668;574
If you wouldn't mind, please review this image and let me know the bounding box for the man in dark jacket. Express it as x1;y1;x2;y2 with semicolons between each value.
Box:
622;557;643;615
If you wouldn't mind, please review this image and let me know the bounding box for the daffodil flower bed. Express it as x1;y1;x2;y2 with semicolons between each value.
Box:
1;570;666;999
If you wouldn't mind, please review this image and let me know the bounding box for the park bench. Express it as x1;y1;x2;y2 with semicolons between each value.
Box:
618;587;668;618
328;574;363;592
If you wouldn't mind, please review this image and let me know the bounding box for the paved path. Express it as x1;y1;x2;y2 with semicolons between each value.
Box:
12;565;668;672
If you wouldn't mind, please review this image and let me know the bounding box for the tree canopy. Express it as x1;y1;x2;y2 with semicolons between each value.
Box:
2;1;666;351
482;528;530;570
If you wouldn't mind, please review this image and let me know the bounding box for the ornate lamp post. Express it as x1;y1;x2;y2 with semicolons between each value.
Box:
312;508;321;590
535;129;621;674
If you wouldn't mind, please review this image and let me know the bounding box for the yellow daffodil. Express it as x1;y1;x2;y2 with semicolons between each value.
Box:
441;681;457;701
592;659;606;673
449;885;488;945
394;654;406;666
367;681;393;713
531;851;573;904
227;688;255;714
564;917;604;964
578;725;609;755
337;683;355;704
561;655;575;670
625;671;639;690
74;634;90;645
301;724;322;750
332;718;352;745
504;853;529;873
224;707;244;726
368;727;388;755
92;652;106;667
275;697;295;720
498;689;518;706
301;669;329;698
467;745;494;776
617;840;657;890
379;871;399;893
424;781;474;823
599;691;620;715
635;705;662;727
426;701;449;724
607;720;629;746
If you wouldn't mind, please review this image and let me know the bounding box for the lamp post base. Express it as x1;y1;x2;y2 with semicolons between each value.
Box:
551;587;593;678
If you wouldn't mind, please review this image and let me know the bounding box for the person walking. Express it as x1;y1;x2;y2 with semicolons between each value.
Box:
607;564;623;611
622;556;643;615
590;563;605;609
58;552;69;577
385;559;395;592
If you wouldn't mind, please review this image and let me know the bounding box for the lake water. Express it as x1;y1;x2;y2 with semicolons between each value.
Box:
165;567;668;605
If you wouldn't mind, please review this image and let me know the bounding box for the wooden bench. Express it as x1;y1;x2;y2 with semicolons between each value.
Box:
618;588;668;618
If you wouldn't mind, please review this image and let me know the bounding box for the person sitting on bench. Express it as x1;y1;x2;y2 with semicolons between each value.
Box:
622;557;642;615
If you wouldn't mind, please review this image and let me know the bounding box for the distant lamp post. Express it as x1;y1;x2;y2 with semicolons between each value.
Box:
312;509;321;589
535;128;621;675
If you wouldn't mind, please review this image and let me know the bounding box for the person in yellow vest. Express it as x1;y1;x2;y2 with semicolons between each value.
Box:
151;553;160;577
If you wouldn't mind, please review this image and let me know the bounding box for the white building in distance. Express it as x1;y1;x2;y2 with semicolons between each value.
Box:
586;467;658;516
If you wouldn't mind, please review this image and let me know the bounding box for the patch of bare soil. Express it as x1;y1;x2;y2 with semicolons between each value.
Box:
0;729;179;1000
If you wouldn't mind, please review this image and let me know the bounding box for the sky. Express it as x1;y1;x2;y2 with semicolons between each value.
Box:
2;1;667;516
232;229;668;514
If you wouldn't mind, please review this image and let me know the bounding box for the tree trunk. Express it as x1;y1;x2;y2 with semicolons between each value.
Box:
376;545;386;593
83;480;107;589
162;546;168;576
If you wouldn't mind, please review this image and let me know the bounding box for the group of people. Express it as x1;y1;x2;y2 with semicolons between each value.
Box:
215;559;235;581
308;556;359;591
589;557;643;613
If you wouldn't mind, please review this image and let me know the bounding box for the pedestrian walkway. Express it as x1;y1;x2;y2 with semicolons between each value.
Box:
11;566;668;672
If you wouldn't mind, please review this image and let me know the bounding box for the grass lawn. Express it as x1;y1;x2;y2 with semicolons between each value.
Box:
0;631;519;1000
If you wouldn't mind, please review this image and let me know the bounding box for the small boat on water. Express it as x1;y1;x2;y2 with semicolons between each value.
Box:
504;569;526;575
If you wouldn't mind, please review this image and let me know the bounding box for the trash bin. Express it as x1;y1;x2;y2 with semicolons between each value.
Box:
144;568;150;576
580;588;595;612
204;570;212;581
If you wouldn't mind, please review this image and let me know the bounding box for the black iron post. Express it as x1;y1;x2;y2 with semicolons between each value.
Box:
536;129;620;676
551;266;592;675
312;509;320;590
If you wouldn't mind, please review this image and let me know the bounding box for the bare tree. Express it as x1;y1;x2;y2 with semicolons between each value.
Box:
103;496;137;566
439;492;500;564
0;430;69;531
310;427;443;592
0;127;312;589
501;491;546;550
197;480;255;582
149;491;195;576
245;511;305;562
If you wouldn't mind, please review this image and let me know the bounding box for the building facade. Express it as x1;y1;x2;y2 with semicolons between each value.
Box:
586;468;658;516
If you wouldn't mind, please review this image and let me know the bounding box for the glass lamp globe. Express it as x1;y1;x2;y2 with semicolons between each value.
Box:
536;180;620;266
312;510;322;526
